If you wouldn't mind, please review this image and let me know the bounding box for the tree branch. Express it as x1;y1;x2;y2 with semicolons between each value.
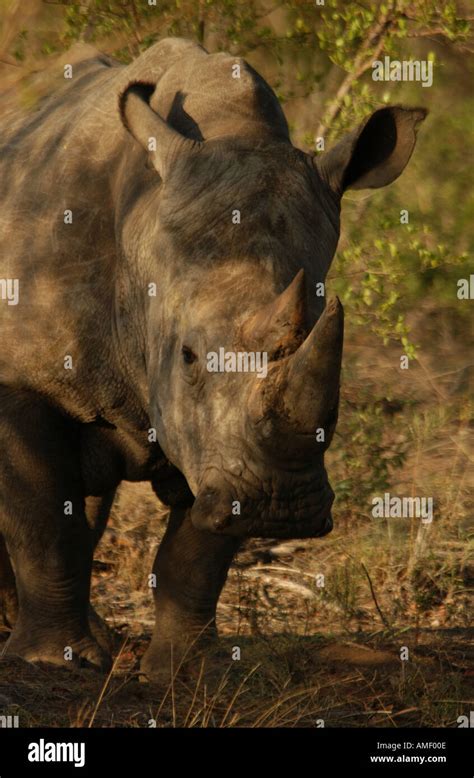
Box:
197;0;205;45
0;57;22;67
315;2;396;139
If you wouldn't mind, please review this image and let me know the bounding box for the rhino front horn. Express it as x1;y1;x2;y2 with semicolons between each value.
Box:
283;296;344;431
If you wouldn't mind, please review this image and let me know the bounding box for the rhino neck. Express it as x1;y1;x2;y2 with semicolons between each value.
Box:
110;188;157;423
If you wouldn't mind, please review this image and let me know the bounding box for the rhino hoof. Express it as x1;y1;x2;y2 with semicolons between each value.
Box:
139;650;170;684
3;633;112;672
139;643;192;684
139;639;223;685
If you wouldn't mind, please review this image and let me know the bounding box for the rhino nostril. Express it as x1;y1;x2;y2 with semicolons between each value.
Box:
213;514;231;530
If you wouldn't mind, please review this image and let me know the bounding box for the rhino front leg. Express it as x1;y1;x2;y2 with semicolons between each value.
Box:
0;493;116;653
0;392;110;670
141;506;240;680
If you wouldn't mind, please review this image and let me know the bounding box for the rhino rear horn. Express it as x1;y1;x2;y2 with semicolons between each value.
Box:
240;269;307;357
119;81;197;179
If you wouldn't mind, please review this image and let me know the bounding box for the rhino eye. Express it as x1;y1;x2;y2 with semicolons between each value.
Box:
181;345;197;365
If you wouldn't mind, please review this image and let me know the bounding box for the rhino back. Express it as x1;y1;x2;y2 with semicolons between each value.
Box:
0;40;200;404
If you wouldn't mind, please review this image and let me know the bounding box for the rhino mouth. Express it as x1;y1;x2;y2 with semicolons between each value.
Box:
243;494;334;539
190;471;335;539
241;487;334;539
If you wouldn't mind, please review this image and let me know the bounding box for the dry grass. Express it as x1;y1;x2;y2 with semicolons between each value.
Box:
0;630;471;728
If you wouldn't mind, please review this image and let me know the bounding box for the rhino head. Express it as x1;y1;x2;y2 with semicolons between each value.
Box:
119;82;426;539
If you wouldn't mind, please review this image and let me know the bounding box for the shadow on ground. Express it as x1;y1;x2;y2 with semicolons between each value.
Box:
0;627;472;727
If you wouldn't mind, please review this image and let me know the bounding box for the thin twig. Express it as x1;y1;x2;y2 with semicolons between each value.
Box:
88;637;129;728
315;1;396;138
360;559;392;630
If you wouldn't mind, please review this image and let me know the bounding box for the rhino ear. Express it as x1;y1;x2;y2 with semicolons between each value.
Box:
315;106;427;196
119;81;195;178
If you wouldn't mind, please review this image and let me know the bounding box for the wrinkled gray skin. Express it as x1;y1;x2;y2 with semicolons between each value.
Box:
0;39;426;677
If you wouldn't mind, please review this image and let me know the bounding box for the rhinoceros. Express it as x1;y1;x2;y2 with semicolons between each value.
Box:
0;38;426;677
